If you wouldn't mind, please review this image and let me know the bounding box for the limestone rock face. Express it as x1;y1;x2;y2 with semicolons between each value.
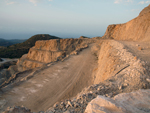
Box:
17;38;88;70
0;38;90;88
26;38;83;63
94;40;122;83
85;89;150;113
103;5;150;41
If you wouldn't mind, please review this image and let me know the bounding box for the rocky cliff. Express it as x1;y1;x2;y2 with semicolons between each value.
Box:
2;5;150;113
0;38;90;88
17;38;89;71
103;5;150;41
0;34;60;58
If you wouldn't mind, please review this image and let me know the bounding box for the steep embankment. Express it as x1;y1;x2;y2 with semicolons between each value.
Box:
0;38;91;89
3;39;150;113
2;39;150;113
0;34;61;89
103;5;150;41
0;42;97;112
17;38;89;71
43;39;150;113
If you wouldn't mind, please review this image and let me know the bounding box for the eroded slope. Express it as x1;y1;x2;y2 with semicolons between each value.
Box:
103;5;150;41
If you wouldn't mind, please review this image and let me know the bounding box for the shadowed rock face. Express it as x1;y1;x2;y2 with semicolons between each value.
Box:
103;5;150;41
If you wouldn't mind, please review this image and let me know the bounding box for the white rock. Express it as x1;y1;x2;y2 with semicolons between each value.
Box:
67;101;72;107
85;95;126;113
146;78;150;82
73;102;79;108
85;89;150;113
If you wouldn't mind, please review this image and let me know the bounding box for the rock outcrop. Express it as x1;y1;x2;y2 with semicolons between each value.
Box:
44;39;150;113
103;5;150;41
17;38;89;71
0;38;90;88
0;34;60;58
85;89;150;113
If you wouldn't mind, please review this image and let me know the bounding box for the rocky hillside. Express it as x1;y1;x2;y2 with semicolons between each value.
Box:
1;5;150;113
0;38;91;89
103;5;150;41
0;38;13;47
3;38;150;113
0;34;60;58
17;38;90;71
44;39;150;113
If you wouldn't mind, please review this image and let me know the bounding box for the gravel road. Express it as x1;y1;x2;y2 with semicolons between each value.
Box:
0;44;97;112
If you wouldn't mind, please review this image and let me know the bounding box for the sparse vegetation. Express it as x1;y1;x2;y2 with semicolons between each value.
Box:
0;38;26;47
0;34;61;58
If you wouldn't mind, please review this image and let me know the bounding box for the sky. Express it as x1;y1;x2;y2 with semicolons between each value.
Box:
0;0;150;39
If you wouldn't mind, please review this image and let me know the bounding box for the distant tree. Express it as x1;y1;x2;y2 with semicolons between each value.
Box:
0;34;61;58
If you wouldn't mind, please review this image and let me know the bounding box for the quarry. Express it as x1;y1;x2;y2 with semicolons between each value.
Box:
0;5;150;113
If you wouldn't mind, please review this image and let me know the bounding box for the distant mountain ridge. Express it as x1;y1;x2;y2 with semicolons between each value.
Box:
0;34;61;58
0;38;26;47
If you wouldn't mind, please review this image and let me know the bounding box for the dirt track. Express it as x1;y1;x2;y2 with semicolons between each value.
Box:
0;44;97;112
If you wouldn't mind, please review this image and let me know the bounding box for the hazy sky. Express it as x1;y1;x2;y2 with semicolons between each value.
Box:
0;0;149;39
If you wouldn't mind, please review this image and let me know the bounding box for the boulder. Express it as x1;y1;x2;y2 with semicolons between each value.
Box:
85;89;150;113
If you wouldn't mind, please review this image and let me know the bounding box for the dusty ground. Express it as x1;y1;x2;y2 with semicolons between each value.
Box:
0;44;97;112
46;39;150;113
1;39;150;113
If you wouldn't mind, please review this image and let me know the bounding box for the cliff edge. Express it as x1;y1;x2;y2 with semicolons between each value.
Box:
103;5;150;41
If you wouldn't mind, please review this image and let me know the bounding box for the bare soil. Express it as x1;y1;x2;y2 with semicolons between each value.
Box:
0;44;97;112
